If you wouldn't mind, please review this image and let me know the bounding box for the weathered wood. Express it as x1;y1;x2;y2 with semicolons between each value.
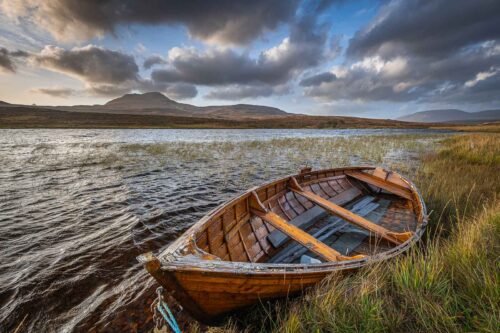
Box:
252;209;347;262
267;187;362;248
238;230;253;262
331;199;390;255
140;166;427;323
289;177;413;245
250;191;349;262
270;196;377;263
345;170;413;200
225;213;250;240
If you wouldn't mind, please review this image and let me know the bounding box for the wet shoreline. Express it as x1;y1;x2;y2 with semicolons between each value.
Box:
0;129;449;332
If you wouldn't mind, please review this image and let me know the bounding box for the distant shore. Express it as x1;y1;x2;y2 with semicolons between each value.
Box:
0;106;434;129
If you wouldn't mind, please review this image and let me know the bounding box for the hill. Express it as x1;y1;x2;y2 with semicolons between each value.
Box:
0;105;426;129
104;92;183;110
52;92;289;119
397;109;500;123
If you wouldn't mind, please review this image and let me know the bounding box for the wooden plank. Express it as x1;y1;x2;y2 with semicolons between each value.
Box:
267;187;362;248
332;199;390;255
269;196;378;263
249;218;269;255
249;191;356;262
225;213;250;240
345;170;413;200
267;205;325;248
289;177;413;245
251;209;343;262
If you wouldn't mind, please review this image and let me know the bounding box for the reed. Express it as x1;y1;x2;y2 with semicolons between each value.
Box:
212;133;500;333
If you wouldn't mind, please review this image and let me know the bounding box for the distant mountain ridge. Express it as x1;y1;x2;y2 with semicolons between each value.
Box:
398;109;500;123
61;92;290;119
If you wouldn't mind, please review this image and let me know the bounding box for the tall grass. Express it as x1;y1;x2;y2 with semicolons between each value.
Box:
208;134;500;333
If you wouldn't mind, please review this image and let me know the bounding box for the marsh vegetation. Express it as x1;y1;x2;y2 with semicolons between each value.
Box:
201;133;500;333
2;129;497;332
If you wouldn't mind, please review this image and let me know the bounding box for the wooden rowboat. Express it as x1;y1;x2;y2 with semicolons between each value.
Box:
139;166;427;323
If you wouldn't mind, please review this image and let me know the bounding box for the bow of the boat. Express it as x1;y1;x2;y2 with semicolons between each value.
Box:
137;166;428;323
138;252;340;323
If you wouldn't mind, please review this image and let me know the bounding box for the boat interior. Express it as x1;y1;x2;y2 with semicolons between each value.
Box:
191;167;423;264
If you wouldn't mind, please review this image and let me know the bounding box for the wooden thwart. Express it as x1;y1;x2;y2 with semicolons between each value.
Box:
288;177;413;245
249;191;360;262
345;170;413;200
267;187;362;248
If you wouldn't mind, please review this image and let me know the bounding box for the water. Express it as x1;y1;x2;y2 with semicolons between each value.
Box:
0;129;449;332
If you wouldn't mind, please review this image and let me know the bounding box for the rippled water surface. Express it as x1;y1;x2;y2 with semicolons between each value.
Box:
0;129;450;332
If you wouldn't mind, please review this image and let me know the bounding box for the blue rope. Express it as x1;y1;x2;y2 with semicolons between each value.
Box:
155;288;182;333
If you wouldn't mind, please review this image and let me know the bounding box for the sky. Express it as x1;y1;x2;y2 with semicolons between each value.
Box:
0;0;499;119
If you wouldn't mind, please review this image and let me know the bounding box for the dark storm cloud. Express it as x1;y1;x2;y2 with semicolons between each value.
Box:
347;0;500;59
304;42;500;103
25;44;198;99
164;84;198;100
1;0;301;45
0;47;28;72
304;0;500;105
33;45;139;84
0;47;15;72
300;72;337;87
143;55;168;70
151;14;329;89
31;87;76;97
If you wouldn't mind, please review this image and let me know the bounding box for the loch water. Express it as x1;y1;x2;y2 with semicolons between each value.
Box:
0;129;450;332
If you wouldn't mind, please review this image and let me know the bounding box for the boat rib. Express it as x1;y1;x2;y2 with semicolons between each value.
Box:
138;166;427;323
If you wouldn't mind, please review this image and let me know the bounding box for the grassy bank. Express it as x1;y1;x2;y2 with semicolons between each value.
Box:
205;133;499;333
0;106;428;129
434;122;500;133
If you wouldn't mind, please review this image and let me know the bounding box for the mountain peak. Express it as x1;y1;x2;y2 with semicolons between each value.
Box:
105;92;178;109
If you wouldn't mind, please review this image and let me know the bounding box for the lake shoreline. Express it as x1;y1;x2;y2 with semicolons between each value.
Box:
1;106;433;129
209;133;500;333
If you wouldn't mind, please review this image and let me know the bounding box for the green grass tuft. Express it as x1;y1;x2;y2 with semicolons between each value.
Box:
211;134;500;333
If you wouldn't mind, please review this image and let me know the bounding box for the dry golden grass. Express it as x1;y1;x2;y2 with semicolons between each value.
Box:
207;133;500;333
434;122;500;133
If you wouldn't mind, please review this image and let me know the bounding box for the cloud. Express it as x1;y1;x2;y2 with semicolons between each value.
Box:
164;84;197;100
205;85;289;100
33;45;139;84
143;55;168;69
347;0;500;59
0;0;301;45
0;47;28;72
151;13;329;90
0;47;15;72
30;87;77;98
304;42;500;103
302;0;500;106
26;45;198;99
464;67;499;88
300;72;337;87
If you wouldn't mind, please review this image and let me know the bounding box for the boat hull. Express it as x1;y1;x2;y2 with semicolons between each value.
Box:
140;166;427;323
145;259;356;323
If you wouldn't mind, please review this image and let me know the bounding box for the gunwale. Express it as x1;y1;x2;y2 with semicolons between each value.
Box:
155;166;428;274
138;166;428;322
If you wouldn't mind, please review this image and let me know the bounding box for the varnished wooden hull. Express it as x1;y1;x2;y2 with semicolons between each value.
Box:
140;166;427;323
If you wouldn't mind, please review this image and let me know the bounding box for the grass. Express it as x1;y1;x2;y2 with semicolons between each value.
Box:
434;122;500;133
0;106;430;129
8;130;498;332
202;133;500;333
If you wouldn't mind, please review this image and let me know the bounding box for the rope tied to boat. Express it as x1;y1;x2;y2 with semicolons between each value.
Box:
152;287;182;333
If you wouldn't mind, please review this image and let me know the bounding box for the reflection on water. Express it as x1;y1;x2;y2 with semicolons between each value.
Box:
0;129;449;332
